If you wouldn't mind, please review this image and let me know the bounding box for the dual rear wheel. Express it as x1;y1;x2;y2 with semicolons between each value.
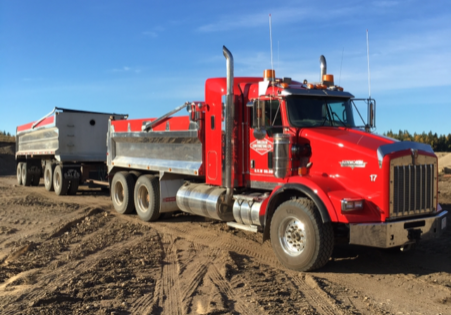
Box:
16;162;41;187
111;171;160;222
44;163;79;196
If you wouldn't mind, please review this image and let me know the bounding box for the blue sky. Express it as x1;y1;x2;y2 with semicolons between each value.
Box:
1;0;450;136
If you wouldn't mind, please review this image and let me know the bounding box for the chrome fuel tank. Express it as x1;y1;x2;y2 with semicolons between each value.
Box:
176;183;233;221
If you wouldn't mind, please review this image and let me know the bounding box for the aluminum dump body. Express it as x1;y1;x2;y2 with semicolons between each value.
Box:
108;116;204;176
16;108;127;162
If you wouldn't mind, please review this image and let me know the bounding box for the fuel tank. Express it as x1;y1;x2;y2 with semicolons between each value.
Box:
176;182;234;221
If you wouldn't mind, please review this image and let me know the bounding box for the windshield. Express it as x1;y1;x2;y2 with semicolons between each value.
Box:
286;96;356;128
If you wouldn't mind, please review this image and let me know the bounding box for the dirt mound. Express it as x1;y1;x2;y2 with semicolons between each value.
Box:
0;142;15;176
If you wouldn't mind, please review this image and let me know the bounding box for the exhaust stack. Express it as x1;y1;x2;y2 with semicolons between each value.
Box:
320;55;327;84
223;46;234;204
320;55;334;86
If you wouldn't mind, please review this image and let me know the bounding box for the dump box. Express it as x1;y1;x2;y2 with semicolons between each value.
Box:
16;107;127;195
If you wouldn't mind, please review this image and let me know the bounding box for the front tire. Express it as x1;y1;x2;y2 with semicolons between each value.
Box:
134;175;160;222
270;198;334;272
111;172;136;214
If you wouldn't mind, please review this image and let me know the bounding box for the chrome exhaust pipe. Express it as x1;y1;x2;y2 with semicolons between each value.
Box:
320;55;327;84
223;46;234;204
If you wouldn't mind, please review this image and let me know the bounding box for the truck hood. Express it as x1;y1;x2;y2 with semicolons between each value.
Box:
300;127;395;159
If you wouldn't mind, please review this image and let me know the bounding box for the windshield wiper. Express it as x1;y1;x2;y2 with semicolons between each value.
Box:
321;104;334;126
331;112;346;126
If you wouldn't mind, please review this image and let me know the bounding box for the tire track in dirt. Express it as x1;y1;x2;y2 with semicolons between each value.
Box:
113;214;361;314
153;221;281;267
150;233;184;315
290;273;342;315
207;261;265;315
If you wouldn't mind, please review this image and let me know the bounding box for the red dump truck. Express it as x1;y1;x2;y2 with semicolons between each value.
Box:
105;46;447;271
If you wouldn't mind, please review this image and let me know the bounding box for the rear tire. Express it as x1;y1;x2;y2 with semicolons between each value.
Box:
270;198;334;272
44;163;55;191
111;171;136;214
17;163;23;185
67;168;81;195
68;179;80;195
54;165;69;196
31;173;40;186
21;162;32;186
134;175;160;222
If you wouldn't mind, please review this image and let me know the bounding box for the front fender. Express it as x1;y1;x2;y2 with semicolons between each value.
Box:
263;174;344;225
261;176;341;241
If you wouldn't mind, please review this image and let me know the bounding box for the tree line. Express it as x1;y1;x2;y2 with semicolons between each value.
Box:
384;130;451;152
0;131;15;142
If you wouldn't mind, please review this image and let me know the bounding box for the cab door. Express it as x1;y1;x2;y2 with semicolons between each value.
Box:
248;98;284;184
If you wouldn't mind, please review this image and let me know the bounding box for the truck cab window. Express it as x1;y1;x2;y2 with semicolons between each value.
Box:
286;96;355;128
251;99;282;136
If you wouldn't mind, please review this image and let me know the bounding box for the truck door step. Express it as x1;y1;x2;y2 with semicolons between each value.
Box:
227;222;258;233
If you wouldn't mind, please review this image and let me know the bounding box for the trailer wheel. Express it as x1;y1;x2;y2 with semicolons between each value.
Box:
21;162;32;186
134;175;160;222
67;168;81;195
44;163;55;191
54;165;69;196
17;163;23;185
270;198;334;272
31;173;40;186
111;172;135;214
68;179;80;195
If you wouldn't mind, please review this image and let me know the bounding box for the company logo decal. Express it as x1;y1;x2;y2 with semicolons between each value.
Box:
339;160;367;169
250;139;274;155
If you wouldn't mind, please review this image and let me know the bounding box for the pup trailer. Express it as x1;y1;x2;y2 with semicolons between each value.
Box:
16;108;127;195
102;47;446;271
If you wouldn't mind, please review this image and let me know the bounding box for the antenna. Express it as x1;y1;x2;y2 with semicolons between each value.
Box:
269;14;274;71
339;47;344;86
366;29;371;99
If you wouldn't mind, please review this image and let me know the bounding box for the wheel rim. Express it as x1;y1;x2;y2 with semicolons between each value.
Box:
45;168;51;187
137;185;149;213
114;181;124;206
279;217;307;256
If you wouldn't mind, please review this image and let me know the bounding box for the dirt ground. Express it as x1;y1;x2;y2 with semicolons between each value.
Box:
0;143;450;315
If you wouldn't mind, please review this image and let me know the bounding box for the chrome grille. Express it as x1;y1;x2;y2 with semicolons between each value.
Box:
389;155;437;219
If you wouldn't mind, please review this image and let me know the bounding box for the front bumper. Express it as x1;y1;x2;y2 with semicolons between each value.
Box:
349;211;448;248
